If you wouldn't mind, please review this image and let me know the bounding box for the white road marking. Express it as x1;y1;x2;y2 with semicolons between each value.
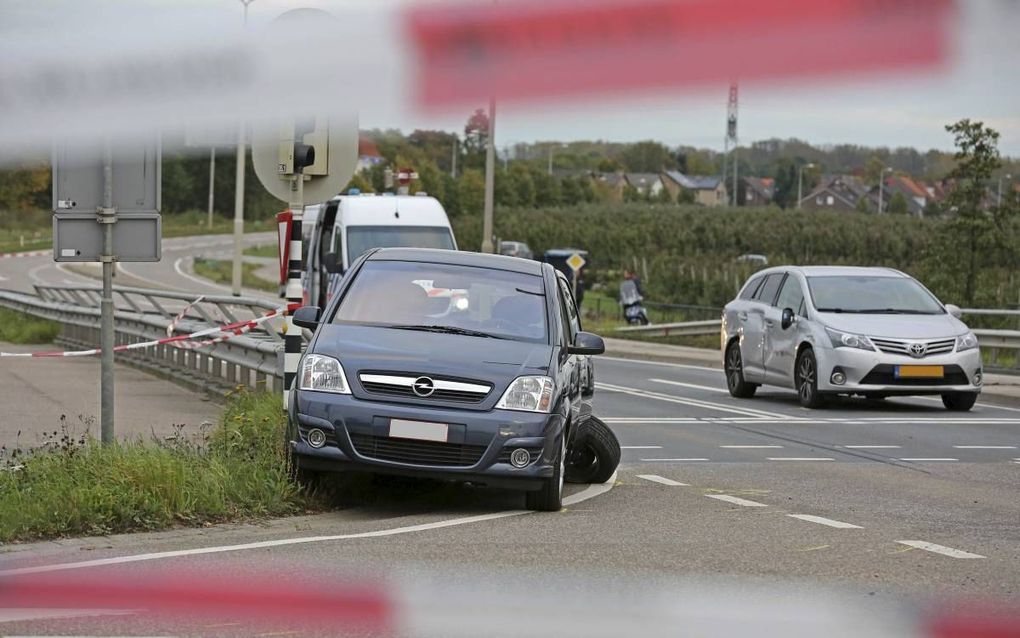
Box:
842;445;902;449
598;355;720;373
173;256;232;292
898;458;958;462
636;474;689;486
953;445;1017;449
596;382;793;420
766;457;834;461
601;416;1020;425
0;608;136;623
706;494;768;507
0;472;617;578
647;378;727;394
603;418;701;423
621;445;663;449
640;458;710;462
116;262;183;291
720;445;783;449
787;514;862;529
896;540;985;559
910;395;1020;414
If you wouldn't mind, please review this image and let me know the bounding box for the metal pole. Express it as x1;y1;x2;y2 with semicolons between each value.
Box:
878;172;885;214
283;172;304;409
451;137;457;179
232;0;254;295
481;97;496;254
797;166;803;210
99;142;116;444
732;147;738;207
998;177;1004;207
207;147;216;229
548;145;553;176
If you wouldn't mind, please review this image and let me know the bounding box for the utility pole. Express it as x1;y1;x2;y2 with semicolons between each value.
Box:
232;0;256;296
998;173;1012;207
481;97;496;254
548;144;553;176
797;162;815;210
726;82;738;207
207;147;216;229
99;141;116;444
878;166;893;214
451;137;457;179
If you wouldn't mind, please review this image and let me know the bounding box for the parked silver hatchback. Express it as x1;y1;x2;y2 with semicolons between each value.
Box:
721;266;983;411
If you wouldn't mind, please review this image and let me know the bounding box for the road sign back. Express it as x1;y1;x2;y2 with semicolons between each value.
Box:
52;139;161;214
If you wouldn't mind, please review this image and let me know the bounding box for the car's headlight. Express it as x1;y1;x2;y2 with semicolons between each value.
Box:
956;332;979;352
496;376;554;413
825;327;875;351
299;354;350;394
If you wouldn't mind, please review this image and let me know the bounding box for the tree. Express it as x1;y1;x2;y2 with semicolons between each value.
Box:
346;172;374;194
887;192;909;215
619;141;675;173
463;109;490;169
855;196;873;213
655;187;674;205
863;156;887;185
456;169;485;216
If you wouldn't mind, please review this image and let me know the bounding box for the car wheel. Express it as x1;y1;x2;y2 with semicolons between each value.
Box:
526;434;564;512
724;342;758;398
942;392;978;412
565;416;621;484
795;348;826;409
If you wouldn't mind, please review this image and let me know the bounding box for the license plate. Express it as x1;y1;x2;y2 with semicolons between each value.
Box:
389;419;449;442
895;365;944;379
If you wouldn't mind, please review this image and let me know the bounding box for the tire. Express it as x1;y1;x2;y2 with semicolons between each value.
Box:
526;435;564;512
795;348;826;409
942;392;978;412
565;416;621;484
724;342;758;398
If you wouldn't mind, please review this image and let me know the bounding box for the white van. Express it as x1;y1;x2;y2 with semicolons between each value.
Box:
302;194;458;308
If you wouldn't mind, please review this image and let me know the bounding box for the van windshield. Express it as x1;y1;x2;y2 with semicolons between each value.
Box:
344;226;455;265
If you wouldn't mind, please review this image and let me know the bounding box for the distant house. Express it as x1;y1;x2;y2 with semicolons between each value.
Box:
741;177;775;207
355;136;385;174
594;172;627;201
799;175;870;212
869;175;930;216
661;171;728;207
624;173;665;198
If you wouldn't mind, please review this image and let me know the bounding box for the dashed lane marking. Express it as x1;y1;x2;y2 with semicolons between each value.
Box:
842;445;902;449
621;445;663;449
647;378;728;394
766;457;834;462
595;382;793;420
636;474;689;486
639;458;710;462
597;355;720;373
953;445;1017;449
896;540;985;559
898;458;958;462
706;494;768;508
787;514;862;529
720;445;783;449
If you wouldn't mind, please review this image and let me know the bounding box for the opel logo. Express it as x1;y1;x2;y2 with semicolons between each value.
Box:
412;376;436;397
908;342;927;358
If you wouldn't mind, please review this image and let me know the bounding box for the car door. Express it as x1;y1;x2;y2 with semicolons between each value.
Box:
557;275;593;398
554;276;581;414
763;274;805;387
741;272;784;382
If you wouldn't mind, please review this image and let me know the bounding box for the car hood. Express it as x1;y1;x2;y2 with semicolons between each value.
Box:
311;324;553;383
816;312;968;339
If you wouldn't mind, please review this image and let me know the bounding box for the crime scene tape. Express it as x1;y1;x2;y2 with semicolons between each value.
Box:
0;303;298;359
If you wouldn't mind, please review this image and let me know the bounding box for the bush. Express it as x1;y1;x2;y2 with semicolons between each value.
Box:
0;308;60;344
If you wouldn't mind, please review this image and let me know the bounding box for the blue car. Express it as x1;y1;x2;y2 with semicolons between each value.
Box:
288;247;609;511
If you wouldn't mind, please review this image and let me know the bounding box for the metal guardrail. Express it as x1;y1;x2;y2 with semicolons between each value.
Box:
0;285;293;394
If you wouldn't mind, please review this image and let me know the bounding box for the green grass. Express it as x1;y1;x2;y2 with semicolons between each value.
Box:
0;390;314;543
244;244;278;259
0;308;61;344
193;257;279;294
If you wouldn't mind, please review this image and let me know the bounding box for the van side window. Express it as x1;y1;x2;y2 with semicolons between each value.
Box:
739;275;764;300
754;274;784;305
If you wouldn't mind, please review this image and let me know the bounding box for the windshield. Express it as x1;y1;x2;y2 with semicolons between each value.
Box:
333;261;548;342
807;276;944;314
344;226;455;266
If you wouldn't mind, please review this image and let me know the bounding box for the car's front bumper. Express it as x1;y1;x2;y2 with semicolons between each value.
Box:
290;391;564;491
814;346;982;395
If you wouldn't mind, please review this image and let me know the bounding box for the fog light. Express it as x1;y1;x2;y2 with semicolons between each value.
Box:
307;428;327;449
830;371;847;386
509;448;531;468
974;371;983;386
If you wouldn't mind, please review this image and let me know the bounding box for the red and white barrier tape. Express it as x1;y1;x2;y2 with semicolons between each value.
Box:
0;250;48;259
0;303;298;358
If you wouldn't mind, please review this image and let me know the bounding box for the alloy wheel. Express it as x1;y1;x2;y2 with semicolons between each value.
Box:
798;354;816;403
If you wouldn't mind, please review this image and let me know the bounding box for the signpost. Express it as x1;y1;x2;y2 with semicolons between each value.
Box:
566;251;586;299
51;137;162;444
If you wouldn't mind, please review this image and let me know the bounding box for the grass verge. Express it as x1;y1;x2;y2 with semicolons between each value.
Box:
193;257;279;294
244;244;278;259
0;308;61;344
0;390;314;543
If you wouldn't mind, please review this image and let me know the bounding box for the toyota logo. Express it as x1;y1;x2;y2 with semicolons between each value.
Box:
412;376;436;397
908;342;927;358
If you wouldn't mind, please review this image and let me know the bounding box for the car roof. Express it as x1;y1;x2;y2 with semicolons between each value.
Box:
365;247;546;276
335;195;451;227
754;266;906;278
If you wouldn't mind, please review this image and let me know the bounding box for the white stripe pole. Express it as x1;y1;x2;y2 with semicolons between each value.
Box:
283;173;305;409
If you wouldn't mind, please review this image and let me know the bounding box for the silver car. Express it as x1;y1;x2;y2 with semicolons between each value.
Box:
721;266;982;411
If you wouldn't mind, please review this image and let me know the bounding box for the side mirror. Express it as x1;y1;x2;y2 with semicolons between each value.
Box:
292;306;322;330
780;307;796;330
568;331;605;356
323;252;341;274
945;303;962;319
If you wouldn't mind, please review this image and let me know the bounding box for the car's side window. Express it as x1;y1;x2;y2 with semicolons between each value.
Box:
557;277;582;338
753;273;784;305
775;275;805;313
555;284;573;347
739;275;764;300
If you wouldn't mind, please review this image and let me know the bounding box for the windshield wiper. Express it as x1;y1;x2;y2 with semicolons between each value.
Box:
815;307;857;313
855;308;938;315
388;324;508;340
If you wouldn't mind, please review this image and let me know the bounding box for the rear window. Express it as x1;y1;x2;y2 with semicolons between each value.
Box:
739;275;764;300
343;226;455;265
333;260;548;343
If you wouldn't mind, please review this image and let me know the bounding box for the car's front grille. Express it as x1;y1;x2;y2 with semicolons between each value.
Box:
871;337;957;357
358;373;492;404
860;364;969;386
349;433;488;467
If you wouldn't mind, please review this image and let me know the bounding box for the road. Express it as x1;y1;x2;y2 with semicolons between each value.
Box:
1;237;1019;635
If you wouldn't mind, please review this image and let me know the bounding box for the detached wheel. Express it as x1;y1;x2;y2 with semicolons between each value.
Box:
725;342;758;398
795;348;826;409
565;416;621;484
942;392;978;412
526;435;564;512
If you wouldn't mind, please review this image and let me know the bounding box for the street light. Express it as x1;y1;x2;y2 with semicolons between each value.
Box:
998;173;1013;207
877;166;894;214
231;0;256;296
796;163;815;210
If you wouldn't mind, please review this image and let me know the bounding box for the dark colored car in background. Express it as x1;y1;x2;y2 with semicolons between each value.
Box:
499;240;534;260
288;248;607;511
543;248;589;307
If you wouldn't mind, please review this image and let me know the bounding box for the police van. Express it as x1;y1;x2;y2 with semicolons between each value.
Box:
301;193;458;308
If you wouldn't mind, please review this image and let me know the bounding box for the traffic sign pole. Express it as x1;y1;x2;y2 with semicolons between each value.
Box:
99;141;116;444
283;172;304;410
